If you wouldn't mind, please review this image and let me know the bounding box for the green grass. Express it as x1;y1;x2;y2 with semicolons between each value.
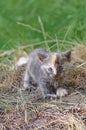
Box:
0;0;86;51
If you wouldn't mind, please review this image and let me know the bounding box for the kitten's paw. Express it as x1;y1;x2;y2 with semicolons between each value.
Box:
22;86;36;92
56;88;68;98
44;94;57;100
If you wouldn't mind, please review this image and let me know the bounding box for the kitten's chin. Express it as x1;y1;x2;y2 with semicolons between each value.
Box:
48;73;55;79
50;74;53;78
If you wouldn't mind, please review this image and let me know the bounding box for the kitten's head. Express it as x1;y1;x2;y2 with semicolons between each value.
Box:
37;50;71;78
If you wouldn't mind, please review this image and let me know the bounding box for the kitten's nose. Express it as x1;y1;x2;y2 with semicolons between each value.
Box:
48;67;53;73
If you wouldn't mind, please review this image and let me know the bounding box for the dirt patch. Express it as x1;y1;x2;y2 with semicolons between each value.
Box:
0;106;86;130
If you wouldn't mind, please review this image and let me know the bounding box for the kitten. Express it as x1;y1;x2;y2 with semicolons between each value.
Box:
23;48;71;99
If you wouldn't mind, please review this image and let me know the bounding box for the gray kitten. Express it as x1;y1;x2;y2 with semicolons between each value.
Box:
23;48;71;99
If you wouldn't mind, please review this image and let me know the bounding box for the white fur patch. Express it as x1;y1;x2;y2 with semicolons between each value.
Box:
11;56;28;70
16;56;28;66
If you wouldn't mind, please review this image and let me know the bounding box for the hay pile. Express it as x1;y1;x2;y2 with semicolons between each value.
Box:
0;105;86;130
63;45;86;92
0;44;86;130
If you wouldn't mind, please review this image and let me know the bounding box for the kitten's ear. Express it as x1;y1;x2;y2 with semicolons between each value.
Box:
61;50;71;62
37;53;48;62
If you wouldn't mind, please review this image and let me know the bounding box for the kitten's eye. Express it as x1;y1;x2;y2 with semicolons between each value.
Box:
57;65;63;73
59;65;63;71
48;67;53;72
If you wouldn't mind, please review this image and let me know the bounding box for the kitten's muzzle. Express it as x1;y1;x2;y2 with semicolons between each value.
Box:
47;67;56;78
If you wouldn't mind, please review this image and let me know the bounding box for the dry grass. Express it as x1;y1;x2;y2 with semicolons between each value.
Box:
0;44;86;130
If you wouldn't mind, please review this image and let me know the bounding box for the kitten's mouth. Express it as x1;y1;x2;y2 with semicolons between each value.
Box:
48;73;56;79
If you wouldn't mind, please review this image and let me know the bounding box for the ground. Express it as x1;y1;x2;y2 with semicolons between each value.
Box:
0;45;86;130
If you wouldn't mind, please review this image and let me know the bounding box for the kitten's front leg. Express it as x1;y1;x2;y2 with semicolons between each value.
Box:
53;81;68;98
22;71;36;92
39;82;57;100
53;80;68;98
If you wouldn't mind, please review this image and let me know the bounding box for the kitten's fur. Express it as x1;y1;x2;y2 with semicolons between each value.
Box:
23;48;71;99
